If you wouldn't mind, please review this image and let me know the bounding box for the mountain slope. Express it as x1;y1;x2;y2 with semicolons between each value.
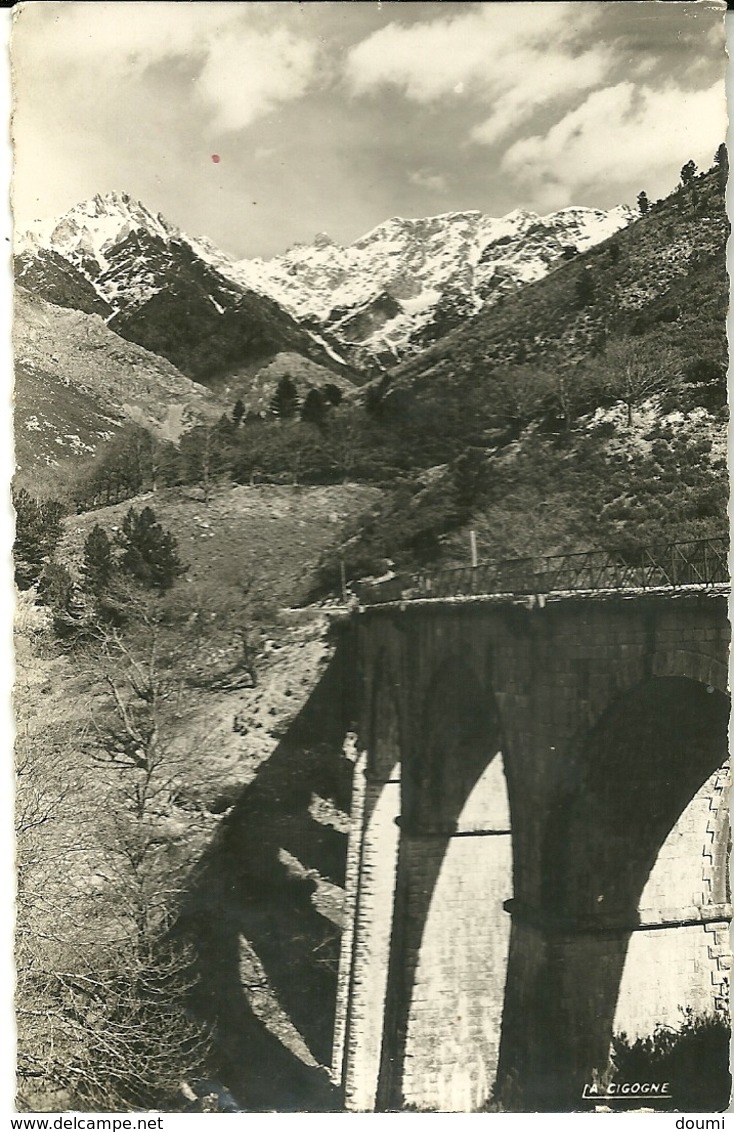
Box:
384;167;727;409
13;287;222;477
14;247;112;318
311;165;728;588
18;193;353;387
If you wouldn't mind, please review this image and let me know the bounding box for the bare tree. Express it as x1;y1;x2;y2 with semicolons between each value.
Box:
175;566;275;689
15;623;211;1112
547;365;593;434
602;340;680;426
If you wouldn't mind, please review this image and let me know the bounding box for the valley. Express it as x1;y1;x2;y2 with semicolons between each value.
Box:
13;152;729;1112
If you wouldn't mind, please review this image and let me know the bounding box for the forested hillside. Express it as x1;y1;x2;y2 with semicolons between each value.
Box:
310;158;728;585
28;159;725;591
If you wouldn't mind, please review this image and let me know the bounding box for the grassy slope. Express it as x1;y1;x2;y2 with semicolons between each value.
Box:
59;482;380;605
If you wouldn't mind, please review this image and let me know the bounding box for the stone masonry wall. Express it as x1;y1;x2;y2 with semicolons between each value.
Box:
340;591;730;1111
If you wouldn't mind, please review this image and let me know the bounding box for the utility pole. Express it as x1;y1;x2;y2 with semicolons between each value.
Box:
340;557;347;603
470;530;478;568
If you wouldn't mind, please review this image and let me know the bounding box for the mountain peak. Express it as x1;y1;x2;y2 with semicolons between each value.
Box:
18;190;636;375
22;192;183;278
67;190;178;236
93;189;133;208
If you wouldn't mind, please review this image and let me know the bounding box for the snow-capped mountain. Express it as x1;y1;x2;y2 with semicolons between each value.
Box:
18;191;179;281
222;204;635;367
17;192;351;385
18;192;635;379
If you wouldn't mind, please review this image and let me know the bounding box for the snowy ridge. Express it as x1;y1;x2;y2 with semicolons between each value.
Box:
220;203;635;362
19;192;635;368
18;192;349;374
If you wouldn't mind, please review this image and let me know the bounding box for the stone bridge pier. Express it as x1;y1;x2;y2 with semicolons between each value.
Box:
331;591;730;1112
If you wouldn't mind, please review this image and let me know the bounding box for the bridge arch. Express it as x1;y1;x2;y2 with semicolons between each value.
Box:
499;673;729;1110
651;647;729;696
613;757;730;1040
340;591;730;1112
379;654;514;1111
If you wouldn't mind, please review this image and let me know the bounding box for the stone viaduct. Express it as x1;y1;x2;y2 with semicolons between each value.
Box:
331;585;730;1112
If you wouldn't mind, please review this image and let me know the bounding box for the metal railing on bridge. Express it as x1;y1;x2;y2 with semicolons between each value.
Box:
356;537;729;606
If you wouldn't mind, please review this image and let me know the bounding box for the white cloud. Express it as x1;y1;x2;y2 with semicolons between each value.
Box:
470;46;611;146
501;80;727;203
197;27;317;132
12;2;318;133
13;2;233;72
344;3;604;143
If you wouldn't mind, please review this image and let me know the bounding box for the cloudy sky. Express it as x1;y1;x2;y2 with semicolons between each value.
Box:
11;1;727;259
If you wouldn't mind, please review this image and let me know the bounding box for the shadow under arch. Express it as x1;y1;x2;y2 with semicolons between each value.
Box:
177;635;358;1111
498;674;730;1111
377;654;514;1111
335;655;403;1111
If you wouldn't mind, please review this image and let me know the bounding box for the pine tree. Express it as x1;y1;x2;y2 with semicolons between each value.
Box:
116;507;184;592
270;374;299;420
232;398;245;428
322;383;343;407
82;524;114;594
714;143;728;190
38;561;74;615
13;488;66;589
301;387;327;428
680;160;697;187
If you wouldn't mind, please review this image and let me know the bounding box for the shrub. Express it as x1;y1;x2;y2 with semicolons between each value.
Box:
610;1008;730;1111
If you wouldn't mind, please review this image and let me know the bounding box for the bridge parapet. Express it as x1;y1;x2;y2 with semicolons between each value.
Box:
356;537;729;606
